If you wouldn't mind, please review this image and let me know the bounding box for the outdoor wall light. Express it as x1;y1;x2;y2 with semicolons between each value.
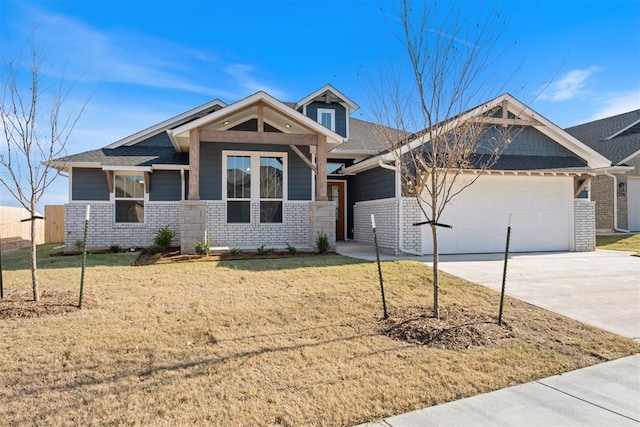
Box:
618;182;627;196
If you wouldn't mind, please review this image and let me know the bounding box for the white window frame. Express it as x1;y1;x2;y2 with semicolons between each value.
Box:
222;151;288;224
317;108;335;132
113;172;147;223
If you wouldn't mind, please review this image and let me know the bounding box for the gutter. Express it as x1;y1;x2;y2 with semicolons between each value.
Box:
604;170;630;233
378;159;423;256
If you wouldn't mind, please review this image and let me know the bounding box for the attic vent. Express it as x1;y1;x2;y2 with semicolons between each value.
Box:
618;122;640;137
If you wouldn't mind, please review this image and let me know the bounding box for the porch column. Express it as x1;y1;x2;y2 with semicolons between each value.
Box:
188;128;200;200
316;134;328;201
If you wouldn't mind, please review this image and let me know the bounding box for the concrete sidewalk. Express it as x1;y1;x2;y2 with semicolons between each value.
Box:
356;354;640;427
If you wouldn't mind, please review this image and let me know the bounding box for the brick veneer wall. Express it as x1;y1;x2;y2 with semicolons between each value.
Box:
205;201;311;249
574;199;596;251
401;199;423;253
65;202;181;250
353;199;399;254
591;175;614;231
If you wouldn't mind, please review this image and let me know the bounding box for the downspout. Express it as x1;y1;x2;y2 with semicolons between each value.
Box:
604;170;630;232
378;159;423;256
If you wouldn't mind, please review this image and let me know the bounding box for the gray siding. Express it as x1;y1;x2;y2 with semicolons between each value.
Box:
71;168;109;201
481;126;578;157
346;167;396;239
199;143;312;201
149;170;182;201
305;101;347;137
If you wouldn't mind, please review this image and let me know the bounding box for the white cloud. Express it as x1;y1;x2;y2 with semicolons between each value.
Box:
538;67;598;102
587;89;640;121
224;64;286;99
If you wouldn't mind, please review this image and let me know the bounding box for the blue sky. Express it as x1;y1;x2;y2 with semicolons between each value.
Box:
1;0;639;209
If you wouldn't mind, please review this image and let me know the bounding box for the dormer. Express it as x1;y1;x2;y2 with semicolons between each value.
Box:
295;84;359;139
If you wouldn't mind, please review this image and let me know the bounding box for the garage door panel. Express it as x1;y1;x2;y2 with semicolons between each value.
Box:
421;175;572;254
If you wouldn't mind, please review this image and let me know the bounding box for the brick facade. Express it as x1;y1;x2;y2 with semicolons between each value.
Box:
65;201;322;253
65;202;181;250
573;199;596;251
353;198;399;254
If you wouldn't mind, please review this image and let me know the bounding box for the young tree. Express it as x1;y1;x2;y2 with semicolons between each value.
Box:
0;39;85;301
374;0;522;318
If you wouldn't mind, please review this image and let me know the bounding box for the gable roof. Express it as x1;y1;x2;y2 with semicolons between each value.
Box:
294;84;359;115
565;109;640;164
343;93;611;175
168;90;347;151
105;99;227;149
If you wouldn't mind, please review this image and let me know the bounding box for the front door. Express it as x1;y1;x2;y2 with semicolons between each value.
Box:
327;181;345;240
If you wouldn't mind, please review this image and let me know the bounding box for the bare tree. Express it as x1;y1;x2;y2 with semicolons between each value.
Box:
373;0;522;318
0;38;85;301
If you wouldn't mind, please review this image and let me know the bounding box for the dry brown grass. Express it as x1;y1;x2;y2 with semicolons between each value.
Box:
1;254;638;426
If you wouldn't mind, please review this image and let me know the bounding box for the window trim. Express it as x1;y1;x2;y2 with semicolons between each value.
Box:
317;108;335;132
113;172;147;224
222;150;288;224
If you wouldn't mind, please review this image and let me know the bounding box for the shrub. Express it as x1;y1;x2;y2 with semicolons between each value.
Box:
256;245;273;256
73;239;85;252
285;243;297;254
316;232;330;254
229;248;242;256
194;239;211;255
154;226;175;251
109;244;121;253
145;244;162;255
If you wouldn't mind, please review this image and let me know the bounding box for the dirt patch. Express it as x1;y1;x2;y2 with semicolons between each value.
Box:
134;248;336;266
382;305;515;350
0;290;96;320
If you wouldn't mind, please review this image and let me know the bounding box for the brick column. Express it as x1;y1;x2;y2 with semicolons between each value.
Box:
180;200;207;254
309;201;335;251
573;199;596;251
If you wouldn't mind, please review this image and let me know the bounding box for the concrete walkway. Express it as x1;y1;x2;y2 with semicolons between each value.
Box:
336;243;640;426
357;354;640;427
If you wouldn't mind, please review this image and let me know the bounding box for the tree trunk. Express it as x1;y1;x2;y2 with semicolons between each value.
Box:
30;204;39;301
431;222;439;319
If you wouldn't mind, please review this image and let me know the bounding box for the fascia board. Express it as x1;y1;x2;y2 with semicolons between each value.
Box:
101;165;152;172
619;149;640;165
294;84;359;113
105;98;227;149
170;91;345;146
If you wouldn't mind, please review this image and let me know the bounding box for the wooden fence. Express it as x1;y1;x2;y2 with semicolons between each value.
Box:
0;206;45;251
45;205;65;243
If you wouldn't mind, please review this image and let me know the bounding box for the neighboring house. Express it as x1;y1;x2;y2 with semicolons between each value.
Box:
565;110;640;232
52;87;611;254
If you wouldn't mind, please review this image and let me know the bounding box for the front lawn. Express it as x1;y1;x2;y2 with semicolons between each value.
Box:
597;233;640;255
0;248;638;426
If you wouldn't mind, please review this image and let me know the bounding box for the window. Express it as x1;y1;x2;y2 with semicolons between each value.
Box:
317;108;335;131
226;155;251;223
260;156;284;223
224;152;286;224
115;174;145;223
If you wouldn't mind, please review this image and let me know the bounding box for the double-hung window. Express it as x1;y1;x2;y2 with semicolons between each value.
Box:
115;174;145;223
317;108;335;132
224;151;286;224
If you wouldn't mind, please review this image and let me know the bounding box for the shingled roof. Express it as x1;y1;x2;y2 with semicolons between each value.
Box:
565;109;640;164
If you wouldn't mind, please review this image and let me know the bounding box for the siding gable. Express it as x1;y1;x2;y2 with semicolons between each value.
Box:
305;101;347;137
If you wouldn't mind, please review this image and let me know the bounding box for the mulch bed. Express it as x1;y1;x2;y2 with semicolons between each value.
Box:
382;305;515;350
134;248;336;266
0;290;96;320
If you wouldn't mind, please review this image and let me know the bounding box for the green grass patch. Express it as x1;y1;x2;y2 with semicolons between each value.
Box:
1;243;140;271
596;234;640;255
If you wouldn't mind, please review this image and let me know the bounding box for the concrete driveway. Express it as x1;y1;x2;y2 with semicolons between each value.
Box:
435;250;640;340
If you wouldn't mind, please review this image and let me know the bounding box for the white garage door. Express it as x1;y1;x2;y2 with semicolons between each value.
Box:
421;175;573;254
628;177;640;232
